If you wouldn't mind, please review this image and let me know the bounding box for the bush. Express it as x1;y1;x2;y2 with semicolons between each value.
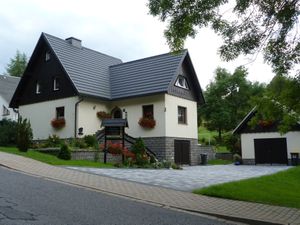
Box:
70;138;88;149
223;133;241;154
17;117;33;152
131;138;149;166
57;143;71;160
171;163;182;170
0;119;17;146
83;135;98;148
45;134;62;147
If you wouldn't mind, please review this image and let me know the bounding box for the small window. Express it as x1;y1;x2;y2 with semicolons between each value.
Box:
143;105;153;119
56;107;64;119
175;75;189;89
178;106;187;124
2;105;10;116
53;77;60;91
45;51;51;61
36;82;41;94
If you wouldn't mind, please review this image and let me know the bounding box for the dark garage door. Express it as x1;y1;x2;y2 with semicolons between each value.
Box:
254;138;288;165
174;140;190;164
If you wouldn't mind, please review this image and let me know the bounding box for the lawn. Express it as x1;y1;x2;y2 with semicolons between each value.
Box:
193;166;300;209
207;159;233;165
0;146;114;168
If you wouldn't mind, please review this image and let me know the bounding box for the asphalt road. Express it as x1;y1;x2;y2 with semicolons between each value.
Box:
0;166;237;225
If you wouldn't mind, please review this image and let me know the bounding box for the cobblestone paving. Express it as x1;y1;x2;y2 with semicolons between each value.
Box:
67;165;290;191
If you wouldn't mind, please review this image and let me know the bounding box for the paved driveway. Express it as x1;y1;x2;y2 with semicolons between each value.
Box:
67;165;290;191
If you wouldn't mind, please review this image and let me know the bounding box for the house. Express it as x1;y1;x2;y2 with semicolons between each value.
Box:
233;108;300;165
10;33;205;165
0;75;20;121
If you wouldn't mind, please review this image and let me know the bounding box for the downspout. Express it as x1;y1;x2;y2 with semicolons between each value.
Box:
74;97;84;138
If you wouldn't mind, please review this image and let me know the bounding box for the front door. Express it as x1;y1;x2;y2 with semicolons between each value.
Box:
174;140;190;164
111;107;122;119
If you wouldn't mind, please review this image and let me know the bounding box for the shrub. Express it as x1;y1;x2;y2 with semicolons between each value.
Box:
233;153;242;164
83;135;98;148
72;138;88;149
57;143;71;160
16;117;33;152
223;133;241;154
0;119;17;146
45;134;62;147
162;160;172;169
171;163;182;170
131;138;149;165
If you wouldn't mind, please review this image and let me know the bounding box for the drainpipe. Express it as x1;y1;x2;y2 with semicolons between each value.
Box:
74;97;84;138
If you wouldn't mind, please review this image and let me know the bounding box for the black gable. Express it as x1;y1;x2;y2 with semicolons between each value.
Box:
10;34;78;108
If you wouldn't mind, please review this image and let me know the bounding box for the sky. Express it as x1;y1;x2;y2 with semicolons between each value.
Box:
0;0;275;89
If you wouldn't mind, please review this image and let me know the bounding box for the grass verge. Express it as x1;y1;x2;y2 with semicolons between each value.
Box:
0;146;114;168
207;159;233;165
193;166;300;208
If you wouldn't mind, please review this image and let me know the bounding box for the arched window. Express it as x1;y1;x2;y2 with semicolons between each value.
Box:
111;107;122;119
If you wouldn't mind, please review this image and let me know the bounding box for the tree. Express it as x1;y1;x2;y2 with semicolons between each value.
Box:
148;0;300;76
17;117;33;152
6;50;28;77
200;66;265;140
251;75;300;133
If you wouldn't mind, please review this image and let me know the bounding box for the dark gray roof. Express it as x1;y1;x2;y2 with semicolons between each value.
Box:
0;75;20;103
110;51;186;99
43;33;122;99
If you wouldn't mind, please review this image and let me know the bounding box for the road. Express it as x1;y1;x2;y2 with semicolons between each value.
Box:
0;166;239;225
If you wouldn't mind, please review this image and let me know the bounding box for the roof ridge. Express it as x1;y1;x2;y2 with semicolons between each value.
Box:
42;32;122;62
109;49;187;68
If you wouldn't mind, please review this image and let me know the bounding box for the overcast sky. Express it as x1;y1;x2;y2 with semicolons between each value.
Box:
0;0;275;89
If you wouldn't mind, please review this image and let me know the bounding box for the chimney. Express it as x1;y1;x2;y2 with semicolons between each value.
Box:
65;37;82;48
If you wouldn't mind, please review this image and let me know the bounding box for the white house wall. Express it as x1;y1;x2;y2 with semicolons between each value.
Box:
77;99;109;137
19;97;78;140
0;95;18;121
165;94;198;139
241;132;300;159
112;94;166;138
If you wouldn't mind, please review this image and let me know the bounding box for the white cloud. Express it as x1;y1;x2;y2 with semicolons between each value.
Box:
0;0;275;87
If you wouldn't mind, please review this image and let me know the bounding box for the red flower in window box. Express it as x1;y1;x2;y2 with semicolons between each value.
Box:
96;111;111;120
138;117;156;129
51;118;66;129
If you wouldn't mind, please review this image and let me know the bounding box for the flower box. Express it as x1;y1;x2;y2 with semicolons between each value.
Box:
138;117;156;129
51;118;66;129
96;111;111;120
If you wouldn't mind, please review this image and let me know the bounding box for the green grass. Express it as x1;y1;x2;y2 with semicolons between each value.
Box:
193;166;300;208
207;159;233;165
0;146;114;168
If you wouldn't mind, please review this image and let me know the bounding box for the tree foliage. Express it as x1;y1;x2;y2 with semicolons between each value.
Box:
251;75;300;133
200;66;265;139
148;0;300;76
17;117;33;152
6;50;28;77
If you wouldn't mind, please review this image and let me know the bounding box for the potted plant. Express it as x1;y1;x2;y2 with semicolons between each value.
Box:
51;118;66;129
138;117;156;129
96;111;111;120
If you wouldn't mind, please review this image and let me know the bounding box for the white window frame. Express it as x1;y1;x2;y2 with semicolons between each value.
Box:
53;77;59;91
175;75;189;90
45;51;51;61
36;82;41;94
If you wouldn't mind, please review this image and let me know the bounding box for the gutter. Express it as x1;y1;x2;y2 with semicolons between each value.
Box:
74;97;84;138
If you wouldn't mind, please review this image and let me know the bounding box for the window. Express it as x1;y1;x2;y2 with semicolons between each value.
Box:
45;51;51;61
36;82;41;94
178;106;187;124
175;75;189;89
2;105;10;116
53;77;60;91
56;107;64;119
143;105;153;118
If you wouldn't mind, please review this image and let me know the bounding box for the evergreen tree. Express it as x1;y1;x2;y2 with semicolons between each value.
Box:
6;50;28;77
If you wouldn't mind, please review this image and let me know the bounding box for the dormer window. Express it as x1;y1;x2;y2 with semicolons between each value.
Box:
175;75;189;89
53;77;60;91
36;82;41;94
45;51;51;61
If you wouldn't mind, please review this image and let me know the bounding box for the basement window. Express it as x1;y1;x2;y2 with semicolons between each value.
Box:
175;75;189;90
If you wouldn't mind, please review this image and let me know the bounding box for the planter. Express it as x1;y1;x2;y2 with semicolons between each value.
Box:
51;118;66;129
96;111;111;120
138;117;156;129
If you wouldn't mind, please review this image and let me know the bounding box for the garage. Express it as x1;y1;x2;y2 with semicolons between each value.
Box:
174;140;190;164
254;138;288;165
